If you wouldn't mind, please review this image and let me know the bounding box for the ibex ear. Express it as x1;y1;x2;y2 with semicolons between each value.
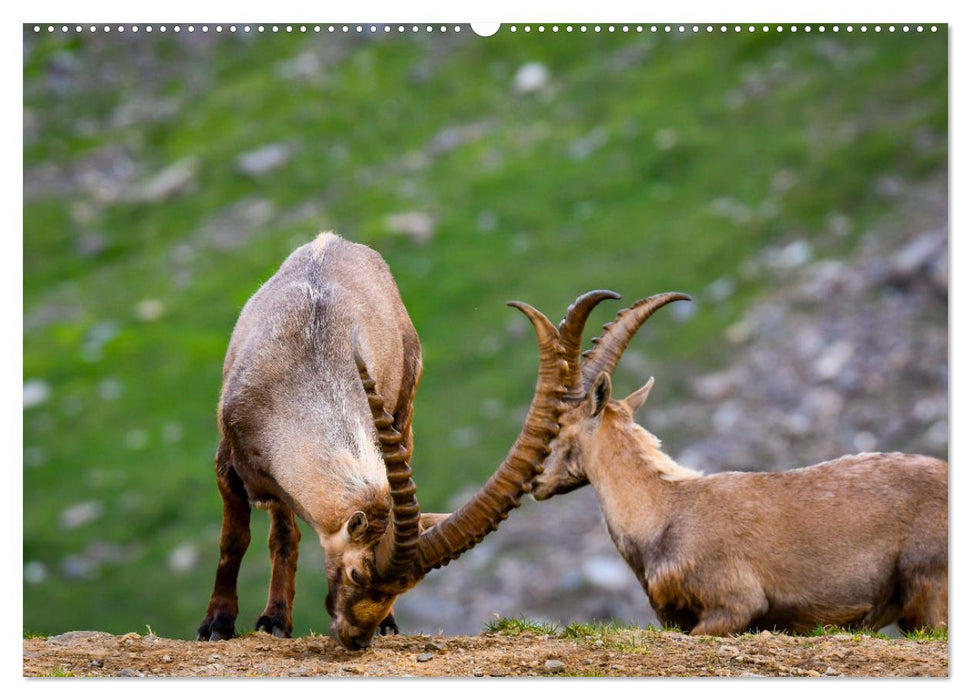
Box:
588;371;612;419
622;376;655;415
345;511;369;542
418;512;450;533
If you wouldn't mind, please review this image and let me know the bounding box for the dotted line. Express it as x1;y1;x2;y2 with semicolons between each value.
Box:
30;24;466;34
507;24;935;34
29;24;941;35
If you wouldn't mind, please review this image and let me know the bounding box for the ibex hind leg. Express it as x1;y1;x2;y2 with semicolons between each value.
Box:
689;592;768;637
197;441;252;641
898;574;948;633
689;608;754;637
255;505;300;638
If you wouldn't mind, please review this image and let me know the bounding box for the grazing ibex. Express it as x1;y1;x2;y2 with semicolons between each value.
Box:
196;231;613;649
530;292;948;636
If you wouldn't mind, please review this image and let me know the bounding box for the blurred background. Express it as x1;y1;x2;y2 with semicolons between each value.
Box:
23;24;947;638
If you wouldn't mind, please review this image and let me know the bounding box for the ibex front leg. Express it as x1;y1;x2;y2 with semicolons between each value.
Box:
197;441;252;641
255;505;300;637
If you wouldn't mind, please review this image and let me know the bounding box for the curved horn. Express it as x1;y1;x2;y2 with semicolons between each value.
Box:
557;290;621;398
581;292;692;390
353;330;421;582
409;298;572;577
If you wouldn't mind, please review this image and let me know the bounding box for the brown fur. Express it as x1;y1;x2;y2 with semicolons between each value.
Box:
533;380;948;636
197;233;423;649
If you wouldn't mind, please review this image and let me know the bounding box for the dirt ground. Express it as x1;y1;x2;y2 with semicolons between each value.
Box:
23;629;947;678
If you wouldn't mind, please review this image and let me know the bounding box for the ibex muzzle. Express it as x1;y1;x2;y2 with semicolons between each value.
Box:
196;232;613;649
530;292;948;636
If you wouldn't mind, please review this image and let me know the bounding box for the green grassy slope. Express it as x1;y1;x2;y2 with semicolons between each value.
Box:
23;26;946;638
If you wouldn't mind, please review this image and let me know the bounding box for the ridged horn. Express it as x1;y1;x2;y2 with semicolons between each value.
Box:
353;330;421;582
580;292;692;390
557;290;622;397
409;298;572;577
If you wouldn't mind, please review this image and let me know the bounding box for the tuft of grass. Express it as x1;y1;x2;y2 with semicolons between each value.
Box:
23;630;47;639
559;620;675;654
484;615;559;636
904;627;947;642
45;666;75;677
804;624;890;640
563;668;611;677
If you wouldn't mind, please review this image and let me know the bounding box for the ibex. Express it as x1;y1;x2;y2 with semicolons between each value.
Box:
196;231;613;649
530;292;948;636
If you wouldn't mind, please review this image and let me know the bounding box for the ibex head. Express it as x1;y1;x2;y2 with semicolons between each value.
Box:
531;292;691;501
333;291;619;649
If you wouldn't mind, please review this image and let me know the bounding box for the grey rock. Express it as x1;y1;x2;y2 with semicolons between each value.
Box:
129;156;198;203
386;211;435;244
59;500;104;531
544;659;566;672
582;556;632;592
23;380;50;410
236;143;292;177
513;62;550;94
47;630;113;645
416;653;435;662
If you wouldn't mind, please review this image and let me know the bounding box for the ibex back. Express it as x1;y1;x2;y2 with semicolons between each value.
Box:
197;232;613;649
530;293;947;636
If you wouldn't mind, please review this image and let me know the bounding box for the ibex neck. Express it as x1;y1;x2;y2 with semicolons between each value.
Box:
587;415;700;536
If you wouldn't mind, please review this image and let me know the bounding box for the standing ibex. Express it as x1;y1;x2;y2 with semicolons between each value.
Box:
530;292;948;636
196;231;614;649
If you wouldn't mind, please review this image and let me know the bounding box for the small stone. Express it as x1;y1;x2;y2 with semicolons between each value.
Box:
473;668;484;677
342;665;363;674
760;630;772;638
161;655;172;663
853;431;878;453
167;543;199;573
386;211;435;244
824;666;840;676
59;500;104;531
513;62;550;94
130;156;199;203
134;299;165;322
582;556;631;592
416;653;435;662
544;659;566;672
653;128;678;150
814;340;854;381
90;659;104;667
24;561;47;584
236;143;292;177
23;379;50;410
424;640;445;652
705;276;736;302
76;232;108;258
116;668;138;677
718;644;740;655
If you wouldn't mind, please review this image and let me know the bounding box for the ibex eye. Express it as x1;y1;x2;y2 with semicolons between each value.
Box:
350;569;365;585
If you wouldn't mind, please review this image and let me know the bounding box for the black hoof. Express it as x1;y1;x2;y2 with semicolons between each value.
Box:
255;614;292;639
196;611;236;642
378;613;399;636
